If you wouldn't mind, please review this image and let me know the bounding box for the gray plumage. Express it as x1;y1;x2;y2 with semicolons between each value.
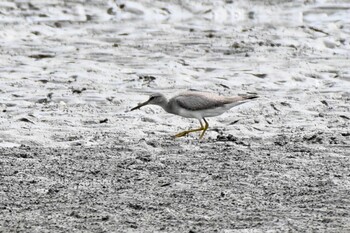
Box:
168;91;251;112
130;90;258;139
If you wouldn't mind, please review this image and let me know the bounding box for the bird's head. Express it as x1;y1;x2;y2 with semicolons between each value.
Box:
130;93;166;111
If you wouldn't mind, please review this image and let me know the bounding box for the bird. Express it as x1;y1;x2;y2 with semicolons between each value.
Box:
130;91;258;139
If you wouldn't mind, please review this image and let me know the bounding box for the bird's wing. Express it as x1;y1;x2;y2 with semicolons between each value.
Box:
172;92;240;111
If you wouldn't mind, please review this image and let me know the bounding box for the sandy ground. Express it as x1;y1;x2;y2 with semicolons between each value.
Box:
0;0;350;232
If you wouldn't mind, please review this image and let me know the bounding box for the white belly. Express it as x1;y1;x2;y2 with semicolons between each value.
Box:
177;106;231;119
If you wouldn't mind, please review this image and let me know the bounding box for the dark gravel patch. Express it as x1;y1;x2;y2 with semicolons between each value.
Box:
1;137;349;232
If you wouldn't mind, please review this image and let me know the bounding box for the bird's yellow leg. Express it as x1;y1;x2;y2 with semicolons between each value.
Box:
199;118;209;139
175;120;204;138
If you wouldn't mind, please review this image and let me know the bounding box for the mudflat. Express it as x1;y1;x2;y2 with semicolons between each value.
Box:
0;0;349;232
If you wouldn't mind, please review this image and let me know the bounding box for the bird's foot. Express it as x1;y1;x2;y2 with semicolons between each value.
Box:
174;131;189;138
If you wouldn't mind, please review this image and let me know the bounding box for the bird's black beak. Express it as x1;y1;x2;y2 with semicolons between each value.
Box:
130;100;150;111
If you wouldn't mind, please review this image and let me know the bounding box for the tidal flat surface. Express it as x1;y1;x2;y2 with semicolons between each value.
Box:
0;0;349;232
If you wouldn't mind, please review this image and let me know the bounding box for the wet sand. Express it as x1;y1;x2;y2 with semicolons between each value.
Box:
0;0;349;232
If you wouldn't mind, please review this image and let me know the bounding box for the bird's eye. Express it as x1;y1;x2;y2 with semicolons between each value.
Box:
149;96;155;100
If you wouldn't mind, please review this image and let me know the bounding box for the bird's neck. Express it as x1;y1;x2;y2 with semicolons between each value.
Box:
158;99;172;113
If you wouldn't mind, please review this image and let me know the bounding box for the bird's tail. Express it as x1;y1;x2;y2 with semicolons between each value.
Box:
225;94;258;108
242;95;258;100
